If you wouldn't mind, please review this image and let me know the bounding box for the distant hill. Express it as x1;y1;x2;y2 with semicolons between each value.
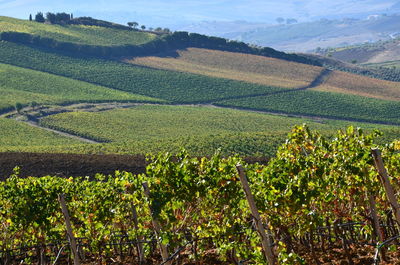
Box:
316;37;400;66
182;14;400;52
301;53;400;82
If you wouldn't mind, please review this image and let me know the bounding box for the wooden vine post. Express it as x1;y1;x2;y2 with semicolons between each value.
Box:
131;202;145;263
58;194;81;265
371;149;400;226
236;164;276;264
142;182;171;265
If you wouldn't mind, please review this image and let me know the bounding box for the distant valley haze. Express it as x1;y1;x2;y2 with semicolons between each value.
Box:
1;0;400;51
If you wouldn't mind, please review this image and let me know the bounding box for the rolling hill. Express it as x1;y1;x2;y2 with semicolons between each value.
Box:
0;16;156;46
191;14;400;52
128;48;322;88
318;37;400;65
0;62;161;112
0;15;398;157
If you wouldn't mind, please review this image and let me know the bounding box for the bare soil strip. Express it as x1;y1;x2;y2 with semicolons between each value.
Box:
0;152;268;179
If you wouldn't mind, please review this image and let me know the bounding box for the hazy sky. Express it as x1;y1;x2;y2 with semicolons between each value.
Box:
0;0;398;27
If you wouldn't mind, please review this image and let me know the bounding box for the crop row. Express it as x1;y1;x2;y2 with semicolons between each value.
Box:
217;89;400;125
36;105;400;156
1;126;400;263
0;42;287;103
313;70;400;101
130;47;322;88
0;62;161;111
0;118;80;147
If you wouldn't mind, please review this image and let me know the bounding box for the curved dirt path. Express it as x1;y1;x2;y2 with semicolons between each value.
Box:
25;120;100;144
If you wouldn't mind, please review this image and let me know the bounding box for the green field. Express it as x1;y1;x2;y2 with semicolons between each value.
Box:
0;118;80;147
0;42;287;103
31;105;400;156
217;90;400;125
0;62;162;111
0;16;156;46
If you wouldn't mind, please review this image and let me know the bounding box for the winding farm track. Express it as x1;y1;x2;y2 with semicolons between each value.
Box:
25;120;100;144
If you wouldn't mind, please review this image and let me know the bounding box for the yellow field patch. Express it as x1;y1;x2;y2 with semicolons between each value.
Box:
313;70;400;101
127;48;323;88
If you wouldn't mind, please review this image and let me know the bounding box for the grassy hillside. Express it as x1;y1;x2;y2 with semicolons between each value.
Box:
313;70;400;101
0;62;161;112
0;118;80;147
128;48;322;88
217;90;400;125
0;16;156;46
0;42;288;103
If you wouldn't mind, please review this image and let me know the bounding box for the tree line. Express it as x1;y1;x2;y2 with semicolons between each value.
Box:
31;12;73;24
0;29;320;66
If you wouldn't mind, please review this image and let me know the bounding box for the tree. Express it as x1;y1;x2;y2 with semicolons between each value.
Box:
29;14;32;21
35;12;45;23
55;12;71;22
71;13;73;19
46;12;56;24
128;21;138;29
15;102;23;114
30;101;38;111
141;25;146;30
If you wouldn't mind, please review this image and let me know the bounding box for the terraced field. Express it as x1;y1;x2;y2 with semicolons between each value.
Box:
313;70;400;101
0;16;156;46
0;62;161;112
128;48;323;88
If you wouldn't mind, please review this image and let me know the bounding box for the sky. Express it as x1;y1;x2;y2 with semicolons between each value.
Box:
0;0;399;28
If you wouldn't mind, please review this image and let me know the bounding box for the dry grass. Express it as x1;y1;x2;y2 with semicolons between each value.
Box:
313;70;400;101
126;48;323;88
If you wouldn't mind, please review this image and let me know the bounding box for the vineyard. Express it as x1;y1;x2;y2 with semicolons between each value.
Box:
129;48;322;88
0;118;80;147
1;105;399;157
0;42;286;103
0;40;398;126
0;63;160;112
1;126;400;264
23;105;398;156
217;90;400;125
312;70;400;101
0;16;156;46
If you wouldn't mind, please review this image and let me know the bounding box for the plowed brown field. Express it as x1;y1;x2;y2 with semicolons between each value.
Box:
0;153;269;179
